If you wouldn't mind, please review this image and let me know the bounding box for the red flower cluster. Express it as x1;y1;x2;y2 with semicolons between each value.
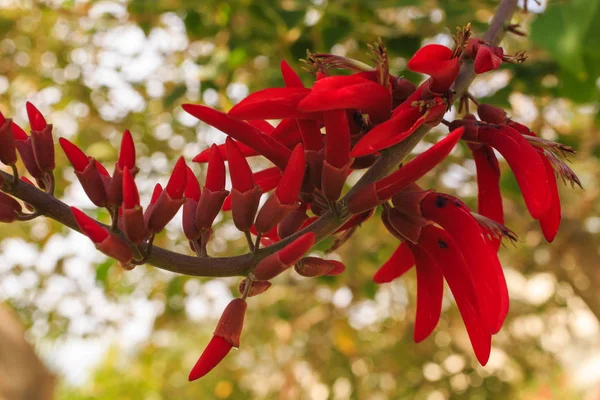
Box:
0;26;579;379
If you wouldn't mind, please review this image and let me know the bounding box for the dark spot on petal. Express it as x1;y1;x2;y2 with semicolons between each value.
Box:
454;201;461;207
438;240;448;249
435;195;448;208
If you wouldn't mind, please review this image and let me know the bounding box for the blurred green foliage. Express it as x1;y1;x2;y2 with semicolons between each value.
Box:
1;0;599;399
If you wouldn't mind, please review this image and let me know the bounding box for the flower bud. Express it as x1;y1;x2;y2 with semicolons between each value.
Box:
26;102;55;173
0;113;17;166
0;192;22;223
238;279;271;297
294;257;335;277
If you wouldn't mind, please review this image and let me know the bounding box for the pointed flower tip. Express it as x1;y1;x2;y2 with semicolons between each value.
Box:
184;165;201;201
165;157;187;199
226;137;254;193
71;207;108;244
275;144;305;205
206;144;226;192
118;130;136;170
279;232;316;265
26;102;47;131
188;336;232;381
122;167;140;209
150;183;163;205
11;121;28;140
59;138;89;172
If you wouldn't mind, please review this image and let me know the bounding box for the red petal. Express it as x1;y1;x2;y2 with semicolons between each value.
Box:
11;121;28;140
248;119;275;134
324;110;351;168
96;160;110;177
407;45;459;92
351;106;424;157
278;232;316;265
71;207;109;244
228;87;314;120
254;167;283;191
538;156;561;242
479;126;550;219
150;184;163;205
0;111;4;124
205;145;226;192
59;138;89;172
188;336;232;381
165;157;187;199
421;193;508;334
275;144;305;205
471;145;503;250
193;141;258;163
184;165;201;202
26;102;47;131
297;119;324;151
417;225;491;365
122;167;140;209
226;137;254;193
117;130;136;170
373;242;415;284
183;104;290;169
408;244;444;343
474;46;503;74
280;60;304;88
298;74;391;123
375;127;464;199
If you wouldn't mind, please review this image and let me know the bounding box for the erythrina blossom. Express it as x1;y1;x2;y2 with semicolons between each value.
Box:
0;21;581;376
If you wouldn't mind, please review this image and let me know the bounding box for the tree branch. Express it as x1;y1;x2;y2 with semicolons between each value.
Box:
0;0;519;278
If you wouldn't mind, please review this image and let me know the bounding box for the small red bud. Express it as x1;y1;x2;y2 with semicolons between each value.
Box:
59;138;89;172
117;130;136;170
226;137;255;193
122;167;140;209
206;144;226;192
25;102;47;131
165;157;187;199
275;144;305;205
188;336;232;381
184;165;201;202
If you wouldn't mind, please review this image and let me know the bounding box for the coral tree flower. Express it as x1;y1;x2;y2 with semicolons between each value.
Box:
189;298;247;381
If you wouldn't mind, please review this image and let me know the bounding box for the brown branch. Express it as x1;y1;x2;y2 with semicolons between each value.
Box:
0;0;519;278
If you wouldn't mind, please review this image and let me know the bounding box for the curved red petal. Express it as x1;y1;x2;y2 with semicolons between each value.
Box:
165;157;187;199
117;130;136;170
297;119;324;151
226;137;255;193
479;126;550;219
373;242;415;284
26;102;47;131
71;207;109;244
205;145;226;192
280;60;304;88
471;145;503;250
275;144;305;205
421;193;508;334
59;138;89;172
474;46;503;74
539;157;561;242
188;336;232;381
184;165;201;202
11;121;28;140
278;232;316;265
417;225;491;365
122;167;140;209
351;107;424;157
150;184;163;205
228;87;313;120
407;244;444;343
182;104;290;169
375;127;464;199
325;110;351;168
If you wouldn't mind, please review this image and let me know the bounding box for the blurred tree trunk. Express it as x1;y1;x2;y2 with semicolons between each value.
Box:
0;304;55;400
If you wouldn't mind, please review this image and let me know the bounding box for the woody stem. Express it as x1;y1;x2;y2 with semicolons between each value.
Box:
0;0;519;278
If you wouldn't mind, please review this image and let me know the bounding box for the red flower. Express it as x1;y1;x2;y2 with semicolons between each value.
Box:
26;102;55;173
407;44;460;94
189;299;247;381
0;111;17;166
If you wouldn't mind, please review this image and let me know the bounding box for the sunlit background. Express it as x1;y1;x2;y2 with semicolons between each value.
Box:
1;0;600;399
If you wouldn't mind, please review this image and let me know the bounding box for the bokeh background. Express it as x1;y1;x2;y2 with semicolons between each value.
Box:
1;0;599;399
